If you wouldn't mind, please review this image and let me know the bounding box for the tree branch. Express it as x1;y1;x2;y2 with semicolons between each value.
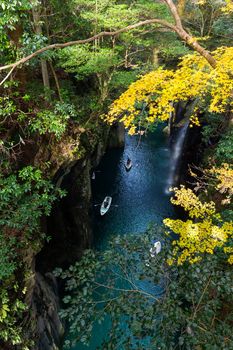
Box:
0;0;217;85
164;0;183;28
0;66;15;86
164;0;217;68
0;19;176;73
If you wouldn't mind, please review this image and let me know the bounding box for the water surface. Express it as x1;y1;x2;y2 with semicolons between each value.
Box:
93;126;175;249
69;126;176;349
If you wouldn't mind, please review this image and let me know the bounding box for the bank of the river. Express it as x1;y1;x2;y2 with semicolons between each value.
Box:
66;125;176;349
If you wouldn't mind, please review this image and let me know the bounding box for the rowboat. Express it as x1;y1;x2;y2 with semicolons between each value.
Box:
125;159;132;171
145;241;162;267
100;196;112;216
92;172;95;180
150;241;161;257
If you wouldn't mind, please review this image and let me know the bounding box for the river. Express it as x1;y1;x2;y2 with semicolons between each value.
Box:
68;125;176;349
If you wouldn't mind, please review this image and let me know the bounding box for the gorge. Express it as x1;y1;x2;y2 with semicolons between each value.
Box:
0;1;232;350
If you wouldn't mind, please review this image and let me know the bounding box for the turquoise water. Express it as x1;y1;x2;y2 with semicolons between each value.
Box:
69;126;176;349
93;127;175;249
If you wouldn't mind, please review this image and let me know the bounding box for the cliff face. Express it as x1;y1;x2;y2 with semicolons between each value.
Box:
24;122;124;350
26;272;64;350
168;100;202;185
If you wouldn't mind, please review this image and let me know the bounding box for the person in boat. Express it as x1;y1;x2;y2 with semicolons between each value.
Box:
104;200;108;208
126;157;131;165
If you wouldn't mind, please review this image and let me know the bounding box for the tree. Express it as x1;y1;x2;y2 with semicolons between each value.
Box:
164;186;233;265
107;47;233;134
32;4;50;90
56;224;233;349
0;166;65;348
2;0;230;82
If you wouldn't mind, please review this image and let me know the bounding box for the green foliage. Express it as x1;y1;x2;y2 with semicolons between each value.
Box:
30;102;76;138
211;9;233;48
0;0;232;348
0;0;36;64
0;0;34;31
0;166;64;236
0;92;78;140
0;96;17;124
0;284;27;346
0;234;17;280
73;0;138;29
0;166;65;348
56;79;100;120
20;32;49;59
58;45;119;80
201;112;224;144
110;70;139;91
0;165;65;285
56;225;233;349
157;32;190;61
181;0;231;49
70;0;170;31
55;0;179;103
215;128;233;164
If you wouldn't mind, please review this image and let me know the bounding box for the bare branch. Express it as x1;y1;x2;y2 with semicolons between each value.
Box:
164;0;217;68
164;0;183;28
0;67;15;86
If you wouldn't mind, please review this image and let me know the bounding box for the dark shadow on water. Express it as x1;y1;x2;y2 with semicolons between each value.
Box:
91;127;176;250
67;126;177;349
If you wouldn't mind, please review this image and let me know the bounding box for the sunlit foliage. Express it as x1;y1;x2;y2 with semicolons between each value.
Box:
211;163;233;199
107;47;233;133
221;0;233;13
164;186;233;265
56;226;233;349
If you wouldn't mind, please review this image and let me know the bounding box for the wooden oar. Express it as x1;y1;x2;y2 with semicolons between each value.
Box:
94;204;119;207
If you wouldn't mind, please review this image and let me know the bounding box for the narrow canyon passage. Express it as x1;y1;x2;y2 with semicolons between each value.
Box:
67;125;177;349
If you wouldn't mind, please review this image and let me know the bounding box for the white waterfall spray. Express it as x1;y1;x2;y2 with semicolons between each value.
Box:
165;121;189;194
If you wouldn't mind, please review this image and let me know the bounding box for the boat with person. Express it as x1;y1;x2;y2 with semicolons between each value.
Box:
100;196;112;216
150;241;162;257
125;157;132;171
145;241;162;267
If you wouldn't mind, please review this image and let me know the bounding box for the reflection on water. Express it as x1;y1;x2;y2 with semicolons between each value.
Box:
93;126;175;249
68;126;176;349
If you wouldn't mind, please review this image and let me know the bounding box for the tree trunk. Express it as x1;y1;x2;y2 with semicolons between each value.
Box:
165;0;217;68
32;7;50;90
177;28;217;68
49;61;63;102
152;48;160;67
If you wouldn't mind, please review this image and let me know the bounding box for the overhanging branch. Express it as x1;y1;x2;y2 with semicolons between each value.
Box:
0;19;176;73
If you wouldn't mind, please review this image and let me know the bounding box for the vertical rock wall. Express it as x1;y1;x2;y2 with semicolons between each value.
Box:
27;123;125;350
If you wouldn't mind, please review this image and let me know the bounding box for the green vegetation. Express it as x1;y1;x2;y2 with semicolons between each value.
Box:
56;226;233;349
0;167;64;347
0;0;232;349
215;129;233;164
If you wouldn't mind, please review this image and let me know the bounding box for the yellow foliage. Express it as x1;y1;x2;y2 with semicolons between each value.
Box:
224;247;233;264
163;187;233;265
221;0;233;13
170;185;216;218
210;163;233;198
196;0;233;12
107;47;233;133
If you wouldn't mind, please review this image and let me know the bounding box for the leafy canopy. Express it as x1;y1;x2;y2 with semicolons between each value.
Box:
107;47;233;134
164;186;233;265
56;225;233;350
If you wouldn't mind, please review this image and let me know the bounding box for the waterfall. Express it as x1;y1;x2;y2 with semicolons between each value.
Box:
165;121;189;194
